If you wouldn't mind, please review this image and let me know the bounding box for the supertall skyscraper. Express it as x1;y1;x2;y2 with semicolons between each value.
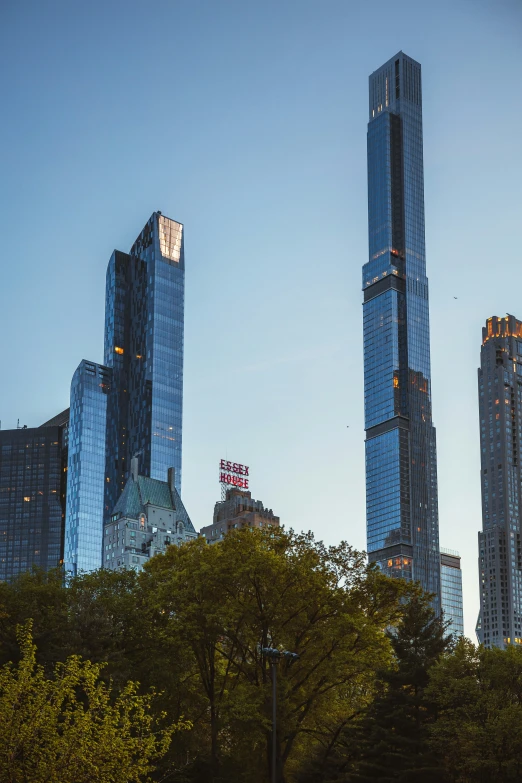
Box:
363;52;441;610
477;315;522;648
65;212;185;575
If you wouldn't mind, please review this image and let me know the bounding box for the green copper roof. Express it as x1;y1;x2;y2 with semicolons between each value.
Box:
113;477;142;519
137;476;173;509
112;474;195;533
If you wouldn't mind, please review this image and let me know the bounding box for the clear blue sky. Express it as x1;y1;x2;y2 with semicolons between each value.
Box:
1;0;521;637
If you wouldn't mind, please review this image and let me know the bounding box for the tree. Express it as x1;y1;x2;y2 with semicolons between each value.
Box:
352;593;452;782
0;567;203;780
143;527;409;783
0;532;412;783
297;593;452;783
0;567;69;668
0;621;189;783
427;638;522;782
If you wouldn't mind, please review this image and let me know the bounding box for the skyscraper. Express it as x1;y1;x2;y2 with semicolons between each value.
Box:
65;361;111;575
477;315;522;648
103;212;185;519
440;548;464;637
0;411;69;580
363;52;441;610
64;212;186;574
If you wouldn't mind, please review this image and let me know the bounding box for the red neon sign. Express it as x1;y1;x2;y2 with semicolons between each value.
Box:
219;459;250;490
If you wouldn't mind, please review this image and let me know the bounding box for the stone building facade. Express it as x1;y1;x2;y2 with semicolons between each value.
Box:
200;488;279;544
103;457;196;572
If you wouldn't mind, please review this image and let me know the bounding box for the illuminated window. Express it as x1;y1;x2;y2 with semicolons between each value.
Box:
115;346;124;355
158;216;182;262
23;496;30;502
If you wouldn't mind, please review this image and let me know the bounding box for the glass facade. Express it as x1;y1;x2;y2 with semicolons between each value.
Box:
65;212;185;573
103;212;184;519
363;52;441;611
440;549;464;636
477;315;522;648
65;361;111;575
0;418;68;581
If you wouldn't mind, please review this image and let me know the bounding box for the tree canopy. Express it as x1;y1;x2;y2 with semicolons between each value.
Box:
427;638;522;782
0;528;410;782
142;528;409;781
3;527;514;783
0;621;187;783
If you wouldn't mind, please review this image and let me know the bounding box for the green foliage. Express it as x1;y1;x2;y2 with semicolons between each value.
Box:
0;530;440;783
142;527;409;782
0;621;188;783
4;537;522;783
427;638;522;782
0;567;69;667
296;593;452;783
349;593;452;782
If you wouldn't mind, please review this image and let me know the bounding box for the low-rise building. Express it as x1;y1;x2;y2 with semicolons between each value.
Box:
103;457;196;572
200;488;279;544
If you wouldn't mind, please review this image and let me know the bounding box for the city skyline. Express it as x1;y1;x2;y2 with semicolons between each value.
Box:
1;0;521;636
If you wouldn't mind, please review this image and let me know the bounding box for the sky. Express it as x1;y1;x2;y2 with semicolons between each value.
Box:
1;0;521;637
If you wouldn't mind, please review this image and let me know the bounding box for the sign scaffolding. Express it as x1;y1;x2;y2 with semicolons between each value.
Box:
219;459;250;500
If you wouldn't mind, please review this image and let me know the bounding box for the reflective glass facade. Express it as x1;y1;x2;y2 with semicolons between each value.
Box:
477;316;522;648
65;361;111;575
65;212;186;573
440;549;464;637
0;418;68;580
104;212;184;518
363;53;441;611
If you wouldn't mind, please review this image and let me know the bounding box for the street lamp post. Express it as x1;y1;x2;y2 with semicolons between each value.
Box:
261;647;299;783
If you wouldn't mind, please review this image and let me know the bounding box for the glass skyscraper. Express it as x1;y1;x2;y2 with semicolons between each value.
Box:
64;212;186;574
363;52;441;611
0;412;69;580
477;315;522;648
103;212;185;518
65;361;111;575
440;548;464;637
